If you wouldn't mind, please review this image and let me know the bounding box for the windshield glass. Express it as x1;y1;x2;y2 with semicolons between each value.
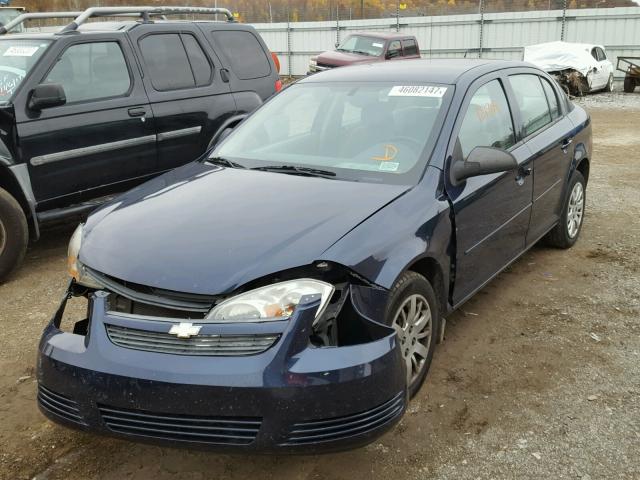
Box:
213;82;452;185
0;39;50;102
337;35;385;57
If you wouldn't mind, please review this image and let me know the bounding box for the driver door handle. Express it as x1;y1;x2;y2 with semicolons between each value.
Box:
561;137;573;152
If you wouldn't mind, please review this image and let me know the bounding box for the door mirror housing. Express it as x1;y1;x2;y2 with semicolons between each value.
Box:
29;83;66;111
451;146;518;185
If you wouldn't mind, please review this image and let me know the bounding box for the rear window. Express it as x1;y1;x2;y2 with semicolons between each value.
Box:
139;33;212;91
402;39;419;56
211;30;271;80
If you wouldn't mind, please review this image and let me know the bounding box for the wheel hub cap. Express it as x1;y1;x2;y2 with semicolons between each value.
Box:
392;294;432;386
567;182;584;239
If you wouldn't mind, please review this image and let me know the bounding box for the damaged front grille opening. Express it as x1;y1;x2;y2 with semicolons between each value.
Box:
56;283;90;336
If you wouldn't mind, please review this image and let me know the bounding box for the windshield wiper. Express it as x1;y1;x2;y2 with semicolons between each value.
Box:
252;165;336;178
207;156;246;169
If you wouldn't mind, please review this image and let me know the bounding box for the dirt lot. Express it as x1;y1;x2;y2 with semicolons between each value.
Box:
1;93;639;480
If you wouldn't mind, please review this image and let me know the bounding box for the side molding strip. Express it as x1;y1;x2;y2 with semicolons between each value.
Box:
157;126;202;142
30;135;157;166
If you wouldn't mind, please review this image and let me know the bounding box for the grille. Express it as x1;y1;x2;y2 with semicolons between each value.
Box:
283;392;404;445
99;405;262;445
106;324;279;356
38;385;85;425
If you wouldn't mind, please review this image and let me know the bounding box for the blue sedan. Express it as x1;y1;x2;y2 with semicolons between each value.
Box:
37;59;591;452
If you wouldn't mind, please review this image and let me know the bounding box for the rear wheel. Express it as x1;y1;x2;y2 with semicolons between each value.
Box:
604;74;614;92
385;271;439;398
546;171;586;249
623;76;636;93
0;187;28;281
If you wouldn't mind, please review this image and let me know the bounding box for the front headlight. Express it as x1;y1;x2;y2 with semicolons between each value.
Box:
206;279;334;323
67;224;103;289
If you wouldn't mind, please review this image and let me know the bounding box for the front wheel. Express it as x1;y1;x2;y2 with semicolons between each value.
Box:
546;171;586;249
0;187;28;281
385;271;439;398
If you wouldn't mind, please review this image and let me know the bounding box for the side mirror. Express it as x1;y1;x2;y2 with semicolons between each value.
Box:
451;146;517;184
28;83;66;111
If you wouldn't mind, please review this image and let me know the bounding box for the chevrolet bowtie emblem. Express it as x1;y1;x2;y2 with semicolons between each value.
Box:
169;322;202;339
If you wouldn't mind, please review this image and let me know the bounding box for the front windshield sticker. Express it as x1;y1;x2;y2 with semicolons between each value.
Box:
379;162;400;172
372;144;399;162
3;46;39;57
372;42;384;48
389;85;448;98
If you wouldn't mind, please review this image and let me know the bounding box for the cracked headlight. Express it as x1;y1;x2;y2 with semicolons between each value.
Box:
206;279;334;323
67;224;103;289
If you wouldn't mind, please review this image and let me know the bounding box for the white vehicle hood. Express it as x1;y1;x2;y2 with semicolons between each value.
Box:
524;41;602;76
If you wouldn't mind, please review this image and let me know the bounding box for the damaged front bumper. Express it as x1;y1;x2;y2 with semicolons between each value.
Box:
37;284;406;453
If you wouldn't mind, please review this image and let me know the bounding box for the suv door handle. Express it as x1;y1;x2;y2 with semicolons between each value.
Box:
128;107;147;118
518;166;532;177
220;68;230;83
561;137;573;152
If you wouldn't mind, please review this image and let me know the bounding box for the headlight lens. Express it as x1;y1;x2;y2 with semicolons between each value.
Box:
67;224;103;289
206;279;334;323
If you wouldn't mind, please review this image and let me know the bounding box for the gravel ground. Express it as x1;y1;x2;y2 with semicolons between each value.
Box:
0;92;639;480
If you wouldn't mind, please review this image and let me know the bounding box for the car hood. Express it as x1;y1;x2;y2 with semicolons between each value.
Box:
317;50;381;67
81;162;409;295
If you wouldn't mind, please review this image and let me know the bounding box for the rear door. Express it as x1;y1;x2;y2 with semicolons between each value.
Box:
16;35;157;209
507;72;574;244
445;74;534;305
129;24;235;172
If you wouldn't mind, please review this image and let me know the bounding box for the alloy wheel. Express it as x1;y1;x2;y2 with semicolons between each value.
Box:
567;182;584;239
392;294;433;387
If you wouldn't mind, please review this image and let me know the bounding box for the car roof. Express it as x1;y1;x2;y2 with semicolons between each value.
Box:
346;31;414;40
301;58;534;85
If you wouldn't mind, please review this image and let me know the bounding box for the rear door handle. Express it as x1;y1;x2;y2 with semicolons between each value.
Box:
128;107;147;118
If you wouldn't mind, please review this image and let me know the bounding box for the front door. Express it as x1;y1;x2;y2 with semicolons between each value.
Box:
16;35;156;209
445;76;534;305
129;24;234;172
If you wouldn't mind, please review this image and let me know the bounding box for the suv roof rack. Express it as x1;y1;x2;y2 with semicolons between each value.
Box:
0;6;235;36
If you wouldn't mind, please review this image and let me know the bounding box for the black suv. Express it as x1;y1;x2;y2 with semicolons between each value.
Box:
0;6;281;280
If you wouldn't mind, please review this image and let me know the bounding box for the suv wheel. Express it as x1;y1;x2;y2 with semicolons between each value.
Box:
0;188;28;281
385;271;439;398
546;171;586;249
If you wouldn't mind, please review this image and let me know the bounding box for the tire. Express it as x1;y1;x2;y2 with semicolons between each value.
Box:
385;271;439;398
623;76;636;93
545;171;586;249
604;74;614;92
0;187;28;281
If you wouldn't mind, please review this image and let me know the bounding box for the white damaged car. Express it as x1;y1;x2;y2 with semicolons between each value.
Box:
524;41;614;96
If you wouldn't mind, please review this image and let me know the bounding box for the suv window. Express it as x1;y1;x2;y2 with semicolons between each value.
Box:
139;33;212;91
540;77;561;120
387;40;402;58
457;79;515;159
402;39;418;56
510;74;552;137
44;41;130;103
211;30;270;80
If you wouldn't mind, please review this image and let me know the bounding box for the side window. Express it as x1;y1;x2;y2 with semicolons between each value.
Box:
457;79;515;159
387;40;402;58
211;30;271;80
591;48;598;61
402;39;418;56
509;74;552;137
44;41;130;103
540;77;560;120
139;33;212;91
597;47;607;61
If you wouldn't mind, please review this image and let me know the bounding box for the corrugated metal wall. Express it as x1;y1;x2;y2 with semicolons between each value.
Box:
253;7;640;77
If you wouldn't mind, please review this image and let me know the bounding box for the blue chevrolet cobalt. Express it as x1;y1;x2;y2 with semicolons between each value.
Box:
38;59;591;452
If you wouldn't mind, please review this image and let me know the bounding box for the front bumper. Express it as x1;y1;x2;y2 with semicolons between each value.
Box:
37;288;406;453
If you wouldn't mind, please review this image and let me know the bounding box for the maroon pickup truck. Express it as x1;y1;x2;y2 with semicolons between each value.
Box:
308;32;421;74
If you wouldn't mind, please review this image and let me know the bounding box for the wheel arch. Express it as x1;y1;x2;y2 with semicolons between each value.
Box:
0;165;38;240
405;255;448;318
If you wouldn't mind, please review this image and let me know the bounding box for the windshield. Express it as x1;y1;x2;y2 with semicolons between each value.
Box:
337;35;385;57
213;82;452;185
0;39;50;102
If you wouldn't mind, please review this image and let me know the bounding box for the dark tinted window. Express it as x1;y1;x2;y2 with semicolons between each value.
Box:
44;41;130;103
182;34;212;87
510;74;553;137
388;40;402;58
540;77;560;120
458;80;515;159
140;34;194;91
402;39;418;56
211;30;270;80
596;47;607;61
